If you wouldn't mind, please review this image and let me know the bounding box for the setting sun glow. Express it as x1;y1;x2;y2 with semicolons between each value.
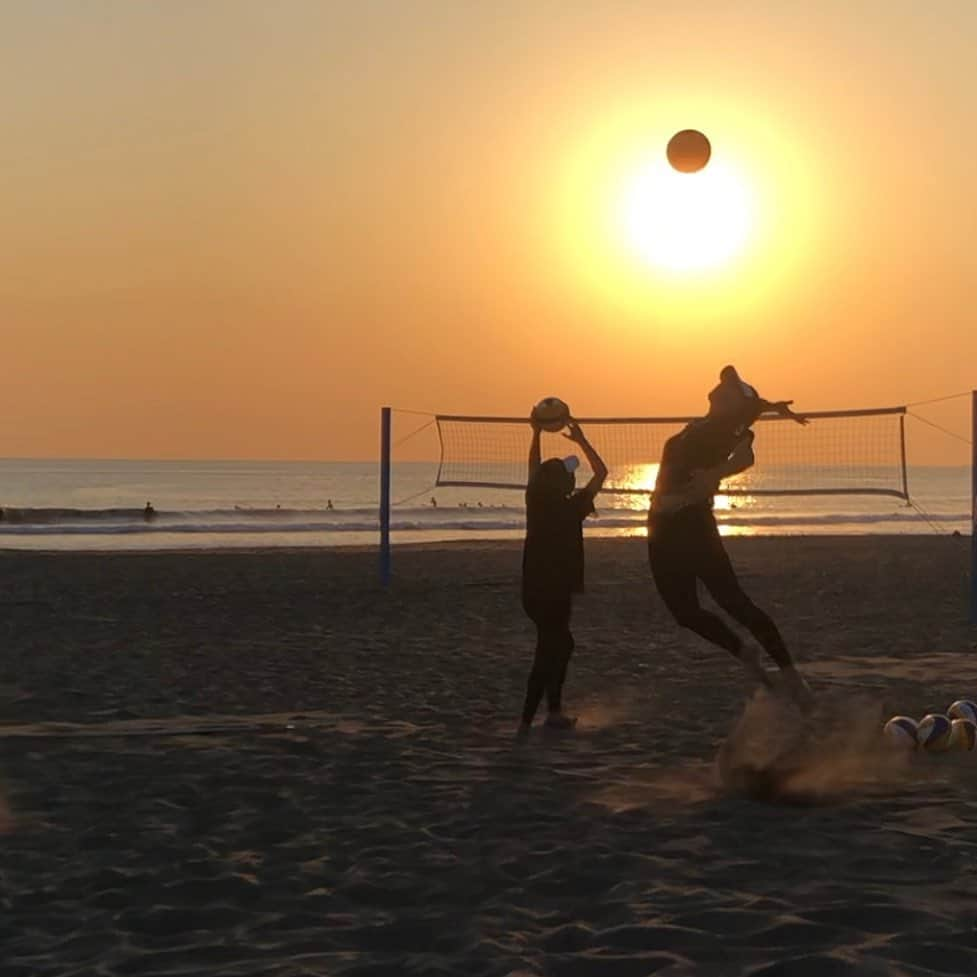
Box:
2;5;974;463
546;109;823;329
618;159;754;273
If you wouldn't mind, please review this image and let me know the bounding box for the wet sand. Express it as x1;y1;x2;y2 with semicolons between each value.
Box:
2;536;977;976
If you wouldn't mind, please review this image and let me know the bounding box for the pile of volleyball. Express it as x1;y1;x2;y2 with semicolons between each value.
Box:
883;700;977;752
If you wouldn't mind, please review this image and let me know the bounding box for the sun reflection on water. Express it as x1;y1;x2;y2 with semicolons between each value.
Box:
604;463;757;537
616;462;659;509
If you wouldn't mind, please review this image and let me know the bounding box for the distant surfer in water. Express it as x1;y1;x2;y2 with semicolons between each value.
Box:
647;366;814;710
143;502;156;522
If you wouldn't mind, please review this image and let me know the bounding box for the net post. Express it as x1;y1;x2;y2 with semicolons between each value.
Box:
898;413;910;503
434;416;445;489
971;391;976;625
379;407;392;588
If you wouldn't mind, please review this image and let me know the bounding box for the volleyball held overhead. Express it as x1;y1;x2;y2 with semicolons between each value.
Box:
531;397;571;432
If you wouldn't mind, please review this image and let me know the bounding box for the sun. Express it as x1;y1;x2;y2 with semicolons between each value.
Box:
617;157;754;274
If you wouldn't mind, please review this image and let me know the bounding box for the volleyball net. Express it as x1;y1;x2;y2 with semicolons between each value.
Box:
433;407;910;499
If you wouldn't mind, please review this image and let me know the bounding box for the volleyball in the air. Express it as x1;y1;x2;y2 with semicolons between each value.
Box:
949;718;977;751
667;129;712;173
947;700;977;723
916;713;953;752
531;397;571;432
882;716;918;750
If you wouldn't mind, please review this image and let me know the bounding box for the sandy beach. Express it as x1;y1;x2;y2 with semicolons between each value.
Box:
2;536;977;976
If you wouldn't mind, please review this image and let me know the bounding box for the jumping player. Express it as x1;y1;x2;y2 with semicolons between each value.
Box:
518;417;608;735
647;366;814;710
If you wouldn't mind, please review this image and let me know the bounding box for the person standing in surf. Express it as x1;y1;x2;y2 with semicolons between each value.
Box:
518;417;608;736
647;366;814;709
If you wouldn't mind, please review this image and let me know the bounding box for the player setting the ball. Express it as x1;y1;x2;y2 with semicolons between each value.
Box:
647;367;815;711
518;400;608;736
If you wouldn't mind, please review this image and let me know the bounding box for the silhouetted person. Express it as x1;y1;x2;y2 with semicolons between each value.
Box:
518;418;607;736
327;499;334;510
647;366;813;710
430;497;438;508
143;502;156;522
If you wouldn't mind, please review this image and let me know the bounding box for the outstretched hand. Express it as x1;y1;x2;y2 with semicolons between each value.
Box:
769;400;809;426
562;420;586;445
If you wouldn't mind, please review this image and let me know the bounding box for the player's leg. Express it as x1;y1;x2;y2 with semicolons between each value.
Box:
649;513;774;688
648;520;769;684
519;594;549;729
695;514;792;666
696;516;813;707
543;597;577;728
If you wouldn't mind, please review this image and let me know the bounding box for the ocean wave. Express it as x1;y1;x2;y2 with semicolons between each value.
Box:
0;506;343;524
0;509;968;537
716;511;969;527
2;504;968;524
0;504;522;525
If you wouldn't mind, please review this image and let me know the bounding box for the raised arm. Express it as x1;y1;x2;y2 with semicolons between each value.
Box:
528;420;542;482
715;431;755;479
564;420;608;496
686;431;755;501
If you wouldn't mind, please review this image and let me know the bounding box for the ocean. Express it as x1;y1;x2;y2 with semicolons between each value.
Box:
0;459;970;551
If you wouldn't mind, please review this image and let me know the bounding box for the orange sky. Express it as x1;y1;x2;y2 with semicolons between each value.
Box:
2;2;974;463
